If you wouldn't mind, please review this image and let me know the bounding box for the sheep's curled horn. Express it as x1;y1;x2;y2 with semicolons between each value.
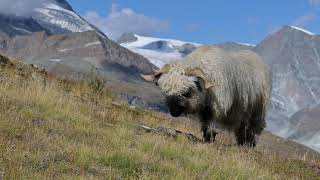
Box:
184;67;215;89
141;65;215;89
140;64;172;81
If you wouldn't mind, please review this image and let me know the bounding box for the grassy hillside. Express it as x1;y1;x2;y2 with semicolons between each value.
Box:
0;55;320;179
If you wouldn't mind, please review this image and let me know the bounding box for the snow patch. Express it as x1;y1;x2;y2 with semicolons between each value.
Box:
236;42;256;47
84;41;101;47
50;59;61;62
122;34;201;47
128;47;184;67
59;48;73;52
289;26;315;35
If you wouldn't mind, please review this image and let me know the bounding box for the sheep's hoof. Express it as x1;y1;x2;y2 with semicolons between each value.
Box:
203;130;218;143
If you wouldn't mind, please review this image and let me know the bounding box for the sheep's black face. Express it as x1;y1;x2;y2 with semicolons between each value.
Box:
165;78;206;117
166;95;187;117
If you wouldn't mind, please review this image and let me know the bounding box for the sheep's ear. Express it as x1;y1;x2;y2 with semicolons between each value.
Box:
141;72;163;81
185;67;214;89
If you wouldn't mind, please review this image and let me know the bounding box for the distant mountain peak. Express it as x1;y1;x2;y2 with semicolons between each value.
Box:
0;0;107;38
254;24;320;152
280;25;316;35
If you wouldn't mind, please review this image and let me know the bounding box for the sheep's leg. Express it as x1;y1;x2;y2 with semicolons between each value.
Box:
235;121;256;147
199;105;217;143
201;122;217;143
238;104;266;147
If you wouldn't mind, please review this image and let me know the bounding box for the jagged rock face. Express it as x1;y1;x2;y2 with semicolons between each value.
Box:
0;31;156;78
254;26;320;135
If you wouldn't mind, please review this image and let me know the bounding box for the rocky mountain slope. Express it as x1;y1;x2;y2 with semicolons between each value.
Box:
0;31;154;76
253;26;320;146
0;30;166;110
0;0;166;111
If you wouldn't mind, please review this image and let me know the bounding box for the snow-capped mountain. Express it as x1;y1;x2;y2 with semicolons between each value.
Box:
118;33;201;67
0;0;105;37
33;3;93;34
253;25;320;152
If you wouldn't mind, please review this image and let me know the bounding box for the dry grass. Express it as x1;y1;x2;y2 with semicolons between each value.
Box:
0;58;319;179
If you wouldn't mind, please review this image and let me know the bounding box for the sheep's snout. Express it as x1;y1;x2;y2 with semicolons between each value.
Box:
166;95;186;117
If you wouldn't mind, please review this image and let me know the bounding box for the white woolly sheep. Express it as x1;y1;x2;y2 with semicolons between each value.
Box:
142;46;272;146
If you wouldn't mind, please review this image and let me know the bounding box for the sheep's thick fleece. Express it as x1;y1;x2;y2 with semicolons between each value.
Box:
159;46;272;131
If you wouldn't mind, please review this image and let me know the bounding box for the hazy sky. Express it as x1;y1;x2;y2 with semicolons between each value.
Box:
0;0;50;16
68;0;320;44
